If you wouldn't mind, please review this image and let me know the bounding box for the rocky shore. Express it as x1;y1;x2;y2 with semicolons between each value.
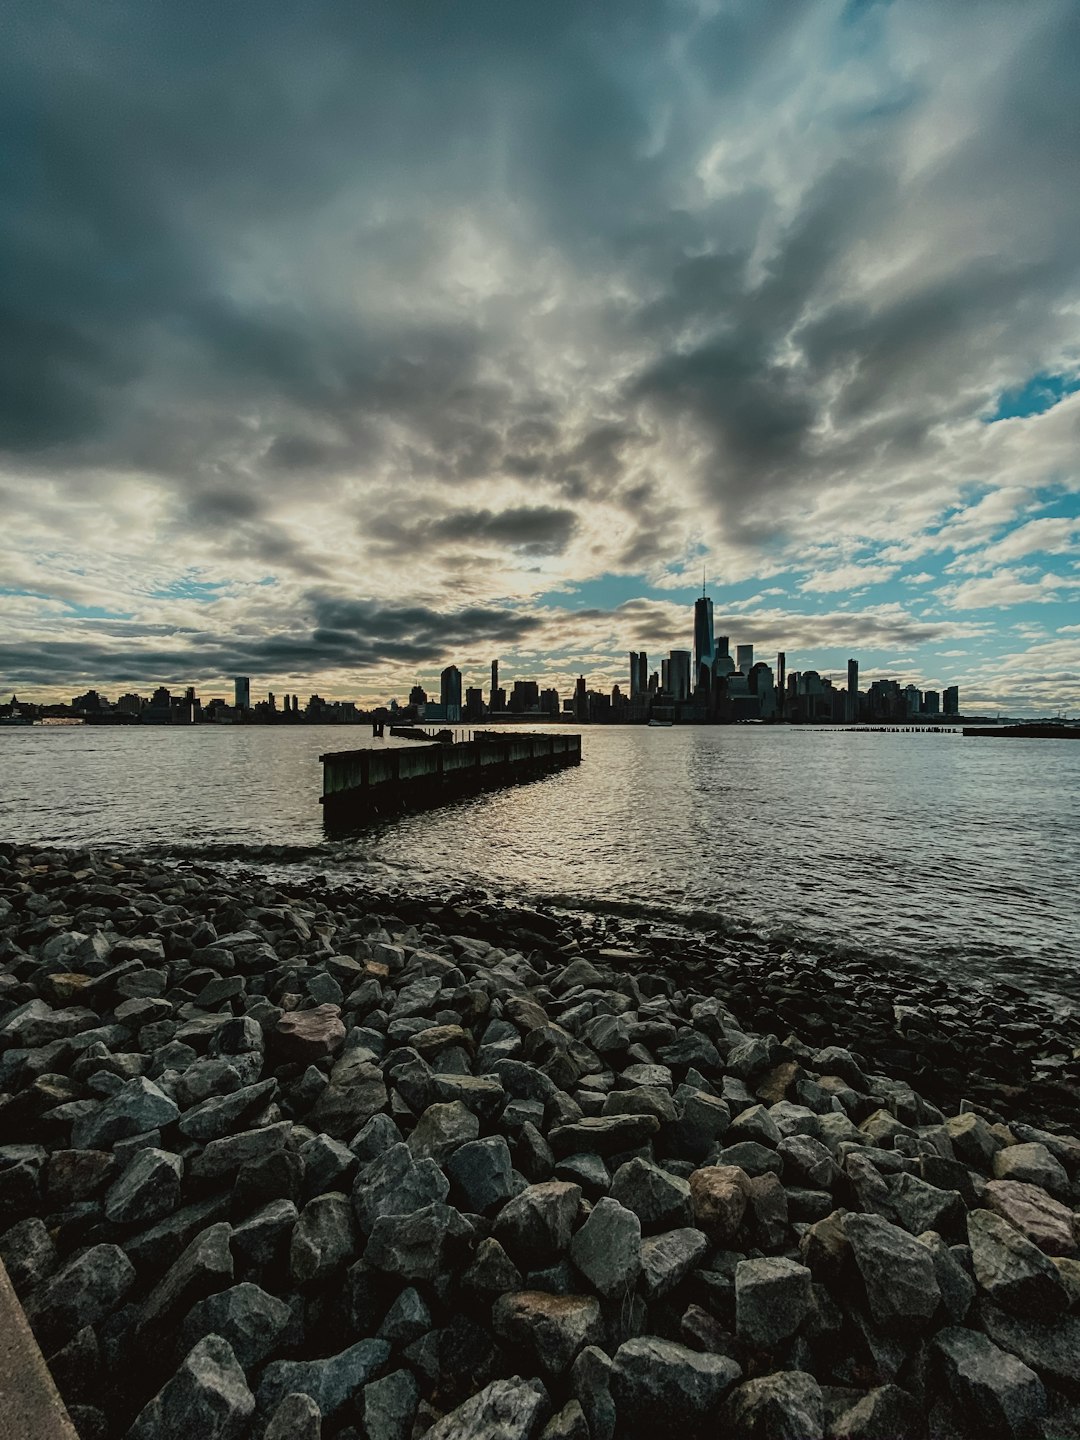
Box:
2;843;1080;1439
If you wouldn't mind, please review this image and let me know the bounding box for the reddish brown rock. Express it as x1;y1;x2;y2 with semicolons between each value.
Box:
985;1179;1077;1256
275;1004;346;1062
690;1166;751;1243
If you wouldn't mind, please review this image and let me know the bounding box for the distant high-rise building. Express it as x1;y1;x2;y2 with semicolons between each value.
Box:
574;675;587;720
776;653;786;715
668;649;691;702
491;686;506;712
903;684;921;718
490;660;499;707
464;687;484;720
409;684;427;707
629;651;648;698
234;677;251;710
736;643;753;674
716;635;730;659
846;658;859;723
921;690;940;715
694;597;715;690
943;685;959;716
440;665;462;721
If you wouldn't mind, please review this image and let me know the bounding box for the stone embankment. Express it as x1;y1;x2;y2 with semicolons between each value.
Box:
2;842;1080;1439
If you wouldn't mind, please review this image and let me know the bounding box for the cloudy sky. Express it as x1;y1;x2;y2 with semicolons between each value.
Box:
2;0;1079;713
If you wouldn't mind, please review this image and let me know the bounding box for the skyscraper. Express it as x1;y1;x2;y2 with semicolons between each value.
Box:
846;658;859;723
234;677;250;710
694;596;715;690
668;649;691;702
490;660;499;707
776;652;786;715
943;685;959;716
440;665;462;721
736;643;753;674
629;651;648;698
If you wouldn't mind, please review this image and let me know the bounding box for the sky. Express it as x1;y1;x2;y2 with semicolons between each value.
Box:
2;0;1079;716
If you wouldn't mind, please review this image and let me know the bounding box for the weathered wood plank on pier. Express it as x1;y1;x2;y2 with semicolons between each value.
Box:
320;730;582;824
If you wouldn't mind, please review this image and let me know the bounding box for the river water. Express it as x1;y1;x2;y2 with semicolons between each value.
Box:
1;724;1078;999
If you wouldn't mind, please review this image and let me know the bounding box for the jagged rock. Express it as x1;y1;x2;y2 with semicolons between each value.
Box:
746;1171;789;1249
363;1368;420;1440
232;1199;298;1269
298;1132;355;1199
918;1231;976;1323
843;1212;940;1331
179;1282;291;1368
944;1113;1000;1171
979;1301;1080;1391
932;1326;1047;1439
515;1123;555;1183
571;1345;615;1440
257;1337;391;1420
264;1392;321;1440
493;1181;581;1266
189;1122;291;1184
724;1370;825;1440
141;1222;234;1337
548;1114;660;1157
967;1208;1069;1318
365;1202;472;1281
446;1136;517;1214
777;1134;840;1191
308;1052;388;1139
424;1376;550;1440
887;1172;963;1237
610;1158;692;1231
830;1384;919;1440
104;1146;182;1225
689;1165;751;1242
735;1256;814;1347
0;1215;57;1296
377;1285;432;1344
45;1149;116;1206
275;1003;346;1061
25;1242;135;1351
984;1179;1078;1255
126;1335;253;1440
993;1143;1070;1198
639;1227;708;1299
71;1076;179;1149
178;1078;277;1142
463;1238;525;1300
568;1196;641;1299
539;1399;589;1440
610;1336;741;1431
290;1191;356;1285
493;1291;603;1375
408;1100;480;1165
352;1143;449;1234
728;1103;782;1147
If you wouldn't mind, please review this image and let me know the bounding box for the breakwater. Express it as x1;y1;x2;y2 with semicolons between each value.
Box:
321;731;582;825
3;843;1080;1437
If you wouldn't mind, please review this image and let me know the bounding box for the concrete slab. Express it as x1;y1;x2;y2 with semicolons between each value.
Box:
0;1257;79;1440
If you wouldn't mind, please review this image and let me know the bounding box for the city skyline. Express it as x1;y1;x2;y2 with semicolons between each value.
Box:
1;3;1078;714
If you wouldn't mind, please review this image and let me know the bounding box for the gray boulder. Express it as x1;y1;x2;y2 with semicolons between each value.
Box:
363;1368;420;1440
179;1282;290;1369
290;1191;356;1285
264;1392;321;1440
723;1370;825;1440
843;1212;940;1331
493;1181;581;1266
365;1202;472;1281
178;1079;277;1142
126;1335;253;1440
424;1376;550;1440
257;1337;390;1420
609;1158;692;1231
932;1326;1047;1439
639;1227;707;1300
569;1197;641;1299
967;1208;1069;1318
408;1101;480;1165
104;1147;182;1226
493;1290;603;1375
352;1143;449;1234
25;1242;135;1351
71;1076;178;1149
141;1222;234;1336
610;1336;741;1431
447;1136;517;1214
735;1256;814;1348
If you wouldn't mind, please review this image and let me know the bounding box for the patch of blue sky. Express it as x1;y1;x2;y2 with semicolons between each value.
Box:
986;372;1080;422
147;577;226;601
530;574;674;612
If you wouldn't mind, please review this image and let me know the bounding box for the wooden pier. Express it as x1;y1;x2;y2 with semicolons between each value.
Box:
320;730;582;825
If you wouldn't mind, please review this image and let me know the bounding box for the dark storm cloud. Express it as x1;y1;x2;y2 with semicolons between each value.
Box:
365;506;578;559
